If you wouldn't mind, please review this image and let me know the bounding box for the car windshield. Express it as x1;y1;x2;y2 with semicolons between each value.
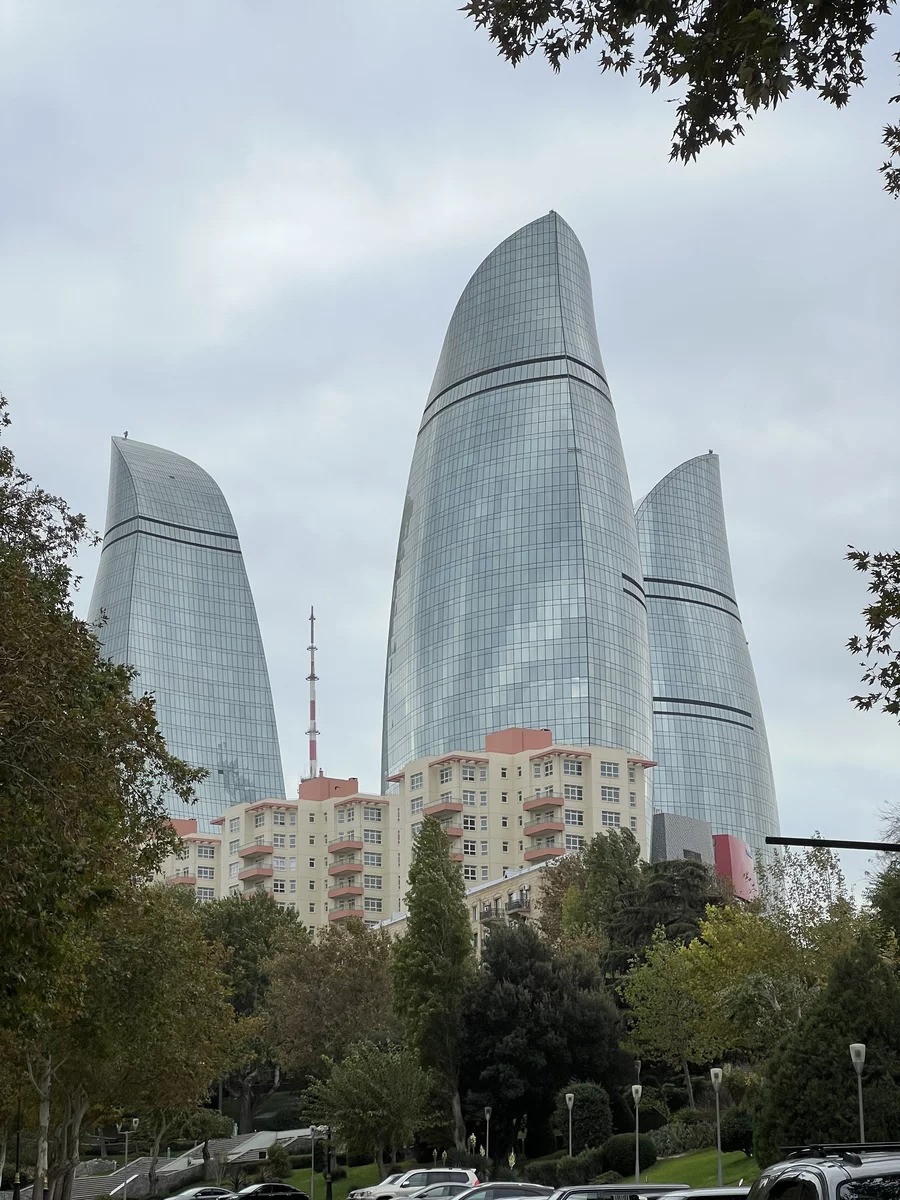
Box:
839;1177;900;1200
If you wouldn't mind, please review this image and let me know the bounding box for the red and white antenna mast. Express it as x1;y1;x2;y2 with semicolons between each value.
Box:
306;606;320;780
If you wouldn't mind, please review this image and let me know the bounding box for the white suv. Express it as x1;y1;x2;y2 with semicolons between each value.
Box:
351;1169;479;1200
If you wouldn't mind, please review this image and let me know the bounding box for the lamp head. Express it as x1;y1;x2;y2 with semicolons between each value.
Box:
850;1043;866;1071
484;1106;492;1121
131;1118;139;1131
710;1067;723;1090
565;1093;575;1111
632;1084;643;1105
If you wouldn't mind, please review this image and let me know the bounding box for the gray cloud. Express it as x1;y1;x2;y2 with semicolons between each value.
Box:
4;0;899;884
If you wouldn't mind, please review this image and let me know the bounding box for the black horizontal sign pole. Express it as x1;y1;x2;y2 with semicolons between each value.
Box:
766;836;900;853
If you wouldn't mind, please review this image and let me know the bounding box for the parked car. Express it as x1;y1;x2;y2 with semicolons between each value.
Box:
168;1190;237;1200
353;1168;480;1200
546;1186;691;1200
454;1185;554;1200
667;1191;751;1200
349;1177;405;1200
747;1143;900;1200
409;1186;475;1200
238;1185;311;1200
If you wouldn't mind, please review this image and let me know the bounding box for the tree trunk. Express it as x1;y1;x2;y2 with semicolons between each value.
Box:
202;1138;211;1181
0;1131;8;1194
682;1059;695;1109
450;1090;466;1151
97;1131;107;1158
59;1086;89;1200
149;1128;165;1196
30;1055;53;1193
238;1078;255;1136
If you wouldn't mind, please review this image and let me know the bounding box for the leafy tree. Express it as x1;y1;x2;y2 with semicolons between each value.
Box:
536;853;589;947
460;922;624;1153
719;1107;754;1157
553;1082;612;1155
268;918;396;1082
392;816;475;1148
198;894;300;1133
0;395;202;1031
621;929;717;1107
304;1042;433;1177
867;861;900;941
261;1143;292;1181
848;548;900;717
463;1;900;195
755;936;900;1165
183;1110;234;1180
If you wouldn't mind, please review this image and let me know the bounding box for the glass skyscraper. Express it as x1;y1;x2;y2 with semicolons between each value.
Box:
88;437;285;829
382;212;653;781
635;452;779;852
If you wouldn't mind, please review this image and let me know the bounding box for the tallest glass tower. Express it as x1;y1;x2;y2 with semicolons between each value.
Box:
382;212;653;781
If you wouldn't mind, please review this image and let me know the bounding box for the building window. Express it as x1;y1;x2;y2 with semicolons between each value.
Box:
309;903;316;913
364;806;381;822
480;816;488;831
517;791;522;803
229;840;239;855
364;851;382;866
628;765;637;783
630;792;637;807
600;761;619;777
438;791;452;805
565;834;585;851
309;880;315;890
602;811;621;828
364;897;383;912
337;809;345;824
273;856;285;870
518;840;523;851
364;874;383;889
289;857;296;869
463;840;476;856
481;866;489;880
273;811;286;826
410;771;423;790
564;784;583;801
196;887;215;901
543;761;553;776
462;766;475;781
254;813;265;828
501;792;509;803
463;790;476;807
564;810;584;826
274;834;285;848
439;767;453;784
601;786;620;804
345;808;356;822
197;866;215;879
480;791;488;806
533;763;541;779
517;765;522;777
501;816;509;828
273;879;286;893
500;767;508;778
411;822;422;837
480;841;488;855
289;835;296;848
463;815;476;831
309;813;315;823
197;845;215;860
479;767;487;782
518;814;523;826
502;841;509;853
310;835;316;845
363;829;382;844
631;816;638;831
308;858;315;868
463;865;477;880
563;759;582;776
229;818;240;833
410;797;423;815
229;862;239;877
289;880;296;893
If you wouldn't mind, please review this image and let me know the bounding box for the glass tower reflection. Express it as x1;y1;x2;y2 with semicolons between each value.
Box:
382;212;653;781
88;438;285;829
635;452;779;852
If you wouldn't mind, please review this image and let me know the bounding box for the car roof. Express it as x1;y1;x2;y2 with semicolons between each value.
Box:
665;1191;751;1198
555;1189;690;1196
762;1148;900;1183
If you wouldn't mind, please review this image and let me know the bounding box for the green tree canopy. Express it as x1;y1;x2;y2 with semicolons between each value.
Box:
848;548;900;718
755;936;900;1165
460;921;624;1152
463;0;900;195
553;1082;613;1155
392;816;475;1148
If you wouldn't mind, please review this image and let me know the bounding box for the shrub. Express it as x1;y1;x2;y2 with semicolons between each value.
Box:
720;1108;754;1157
554;1083;613;1156
670;1106;707;1126
444;1150;482;1170
347;1153;372;1168
327;1166;348;1182
575;1147;606;1181
522;1160;562;1186
601;1134;657;1177
262;1143;292;1181
594;1172;623;1184
648;1121;716;1158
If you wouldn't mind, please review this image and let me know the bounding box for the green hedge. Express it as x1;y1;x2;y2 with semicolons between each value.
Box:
601;1134;657;1176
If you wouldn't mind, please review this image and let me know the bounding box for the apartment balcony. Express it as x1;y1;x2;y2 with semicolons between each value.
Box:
523;793;565;813
328;837;364;854
449;852;464;863
424;798;464;818
506;896;532;914
328;907;366;923
524;818;566;838
523;845;565;864
168;874;196;886
328;859;362;877
238;864;274;881
238;842;273;858
328;884;364;900
479;905;505;924
443;825;464;839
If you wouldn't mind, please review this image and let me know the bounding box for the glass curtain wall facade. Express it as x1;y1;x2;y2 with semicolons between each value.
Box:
635;453;779;852
88;438;285;829
382;212;653;782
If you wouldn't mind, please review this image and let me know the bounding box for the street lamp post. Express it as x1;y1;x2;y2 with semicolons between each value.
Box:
632;1085;642;1185
116;1118;139;1200
12;1097;21;1200
484;1107;492;1180
710;1069;723;1187
325;1127;334;1200
565;1093;574;1159
850;1044;867;1143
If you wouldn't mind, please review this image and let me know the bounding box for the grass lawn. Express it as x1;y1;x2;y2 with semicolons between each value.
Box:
287;1161;395;1200
645;1148;760;1187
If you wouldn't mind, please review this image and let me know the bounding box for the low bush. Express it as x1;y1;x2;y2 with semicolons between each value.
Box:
327;1166;348;1182
555;1156;583;1185
720;1108;754;1157
522;1160;562;1186
648;1121;716;1158
601;1134;657;1177
575;1148;606;1181
444;1150;482;1170
594;1172;623;1184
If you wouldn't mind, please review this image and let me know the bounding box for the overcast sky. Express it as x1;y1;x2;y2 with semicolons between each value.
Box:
4;0;899;886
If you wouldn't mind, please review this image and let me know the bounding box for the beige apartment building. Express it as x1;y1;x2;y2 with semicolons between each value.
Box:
160;726;652;932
